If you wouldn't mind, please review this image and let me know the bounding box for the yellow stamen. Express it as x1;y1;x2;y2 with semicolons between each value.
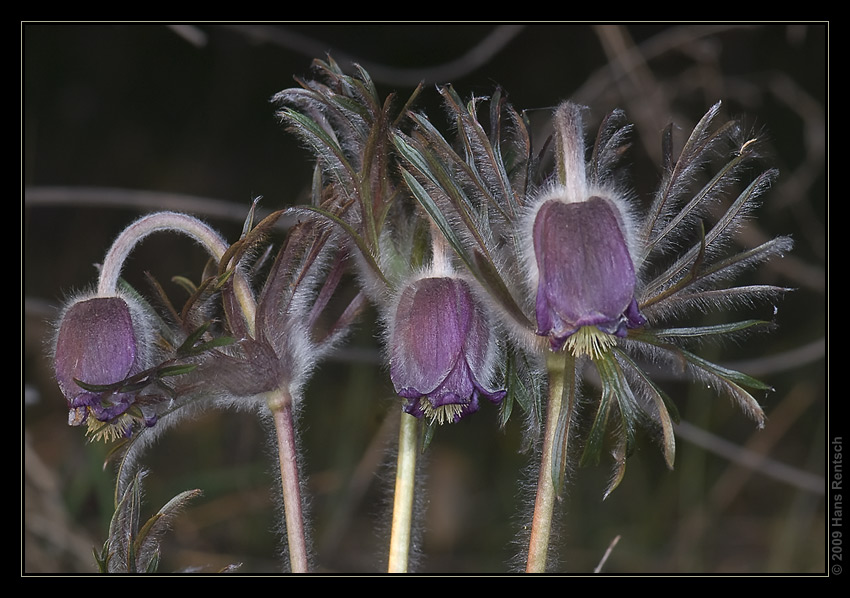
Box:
565;325;616;360
419;398;464;425
85;413;132;443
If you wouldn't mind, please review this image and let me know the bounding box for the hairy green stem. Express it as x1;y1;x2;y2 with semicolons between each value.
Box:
388;410;418;573
268;388;309;573
526;351;571;573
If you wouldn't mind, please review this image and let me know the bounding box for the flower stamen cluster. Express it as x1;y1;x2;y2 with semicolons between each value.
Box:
417;399;465;426
564;325;617;360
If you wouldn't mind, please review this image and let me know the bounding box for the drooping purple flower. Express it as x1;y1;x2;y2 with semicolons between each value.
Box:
390;276;506;424
533;195;645;353
53;296;142;427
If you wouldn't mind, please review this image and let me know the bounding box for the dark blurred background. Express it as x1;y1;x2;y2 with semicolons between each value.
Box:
23;23;827;574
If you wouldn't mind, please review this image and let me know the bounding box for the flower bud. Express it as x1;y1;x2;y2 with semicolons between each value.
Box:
532;194;645;354
53;296;145;429
389;276;506;424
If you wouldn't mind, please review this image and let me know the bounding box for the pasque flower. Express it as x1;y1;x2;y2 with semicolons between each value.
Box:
53;295;148;430
274;60;503;571
389;274;506;424
275;60;509;424
395;89;793;568
401;92;792;451
525;102;651;360
277;60;793;572
52;205;361;572
532;195;645;354
51;211;259;443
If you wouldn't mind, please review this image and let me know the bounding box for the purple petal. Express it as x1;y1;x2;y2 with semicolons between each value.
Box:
533;196;638;349
54;297;139;423
390;277;470;397
390;276;505;422
54;297;138;397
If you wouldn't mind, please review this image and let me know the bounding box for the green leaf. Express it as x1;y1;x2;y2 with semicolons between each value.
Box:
641;220;707;309
279;107;358;193
642;102;732;244
135;512;163;556
683;347;772;391
155;363;199;378
176;335;237;359
651;319;770;339
176;322;211;355
135;488;203;573
633;332;769;427
682;349;769;427
597;353;643;498
404;111;511;220
143;550;161;573
396;148;533;331
353;63;380;106
288;205;390;287
579;365;615;468
615;348;678;470
500;345;545;441
399;167;471;267
103;436;132;468
580;352;643;498
70;378;114;392
93;540;111;573
219;208;286;276
240;195;261;238
393;81;424;128
604;436;628;501
472;250;535;331
170;275;198;296
440;85;517;217
498;368;514;430
106;470;144;572
421;418;437;452
548;352;577;496
648;169;777;300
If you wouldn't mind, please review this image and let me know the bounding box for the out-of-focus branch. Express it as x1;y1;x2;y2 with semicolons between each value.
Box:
24;186;295;229
222;24;525;87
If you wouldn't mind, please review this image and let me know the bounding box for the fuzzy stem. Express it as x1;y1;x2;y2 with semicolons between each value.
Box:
267;388;309;573
388;410;418;573
429;217;452;275
97;211;256;334
526;351;570;573
99;211;314;573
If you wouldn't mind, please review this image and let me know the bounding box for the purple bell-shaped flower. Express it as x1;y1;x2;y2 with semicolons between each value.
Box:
389;275;506;424
528;102;645;356
533;195;645;353
53;296;143;428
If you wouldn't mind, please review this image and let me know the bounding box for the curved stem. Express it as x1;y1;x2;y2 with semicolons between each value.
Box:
388;411;418;573
526;351;573;573
97;211;314;573
97;211;256;334
267;388;309;573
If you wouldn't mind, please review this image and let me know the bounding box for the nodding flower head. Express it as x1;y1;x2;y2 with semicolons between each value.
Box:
53;295;151;438
528;102;645;357
532;194;645;356
389;274;506;425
